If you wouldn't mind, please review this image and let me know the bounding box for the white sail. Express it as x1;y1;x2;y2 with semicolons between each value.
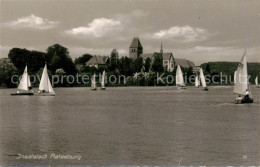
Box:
176;65;185;86
39;64;55;94
233;50;248;95
101;71;105;88
255;76;258;86
195;75;199;87
91;74;96;89
234;71;237;84
200;68;207;88
18;65;30;91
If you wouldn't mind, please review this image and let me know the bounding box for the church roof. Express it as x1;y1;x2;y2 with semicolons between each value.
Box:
141;53;154;60
162;53;172;60
140;52;173;60
187;60;195;67
111;48;118;54
86;55;108;66
129;37;143;48
175;58;195;68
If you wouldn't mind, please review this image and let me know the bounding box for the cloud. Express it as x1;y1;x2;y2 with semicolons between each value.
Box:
4;15;59;30
147;25;209;42
65;18;122;38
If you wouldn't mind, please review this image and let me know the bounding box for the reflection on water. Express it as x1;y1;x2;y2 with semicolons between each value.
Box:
0;86;259;166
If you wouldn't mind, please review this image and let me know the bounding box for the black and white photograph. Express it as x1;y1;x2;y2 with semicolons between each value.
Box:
0;0;259;166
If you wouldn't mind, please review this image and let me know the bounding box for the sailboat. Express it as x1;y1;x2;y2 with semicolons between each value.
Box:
91;73;97;90
11;65;33;95
200;68;208;91
233;50;253;104
37;63;55;96
101;70;106;90
234;71;237;84
195;75;200;88
255;76;260;88
176;65;186;89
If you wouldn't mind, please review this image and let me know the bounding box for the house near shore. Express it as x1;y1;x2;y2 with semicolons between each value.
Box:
129;37;195;72
85;55;108;69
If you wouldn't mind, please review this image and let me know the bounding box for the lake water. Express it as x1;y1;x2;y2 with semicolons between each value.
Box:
0;86;259;166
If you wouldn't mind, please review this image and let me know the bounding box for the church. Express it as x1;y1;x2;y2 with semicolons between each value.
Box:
129;37;195;72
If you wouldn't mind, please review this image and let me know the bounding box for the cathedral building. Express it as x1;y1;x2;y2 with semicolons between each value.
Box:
129;37;195;72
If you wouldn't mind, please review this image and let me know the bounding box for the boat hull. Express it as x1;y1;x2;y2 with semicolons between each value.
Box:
177;86;186;89
11;92;34;96
101;87;106;90
235;98;254;104
202;87;209;91
91;88;97;91
35;93;55;96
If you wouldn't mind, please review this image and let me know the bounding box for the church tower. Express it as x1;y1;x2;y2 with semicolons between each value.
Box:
129;37;143;59
160;42;163;55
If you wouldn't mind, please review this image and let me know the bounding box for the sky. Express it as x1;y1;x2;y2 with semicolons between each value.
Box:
0;0;259;65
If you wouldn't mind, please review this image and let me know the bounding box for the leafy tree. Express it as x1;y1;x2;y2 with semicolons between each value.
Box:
46;44;77;75
8;48;46;74
0;59;18;88
131;56;143;72
144;58;151;72
118;56;133;76
152;53;163;72
107;49;119;71
205;63;211;73
75;54;93;65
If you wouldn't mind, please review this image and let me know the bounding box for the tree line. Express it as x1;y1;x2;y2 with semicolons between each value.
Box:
3;43;257;88
0;44;175;87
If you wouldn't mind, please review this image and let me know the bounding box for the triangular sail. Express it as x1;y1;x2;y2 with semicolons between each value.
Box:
18;65;30;91
200;68;207;88
91;74;96;89
39;64;55;94
255;76;258;86
248;84;253;98
234;71;237;84
195;75;199;87
233;50;248;95
176;65;185;86
101;71;105;88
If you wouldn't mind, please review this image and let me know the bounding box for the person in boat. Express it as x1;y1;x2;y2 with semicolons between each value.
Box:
28;86;34;93
38;90;45;94
16;90;20;94
244;89;249;100
236;95;243;101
